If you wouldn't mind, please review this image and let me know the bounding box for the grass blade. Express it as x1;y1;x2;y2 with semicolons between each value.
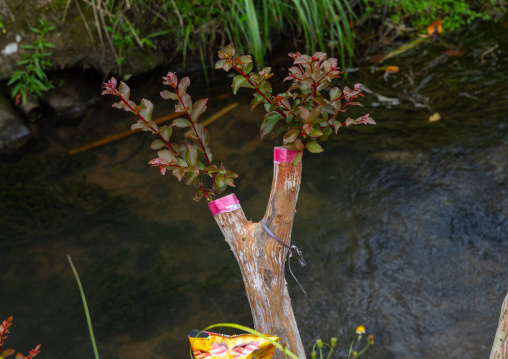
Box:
67;255;100;359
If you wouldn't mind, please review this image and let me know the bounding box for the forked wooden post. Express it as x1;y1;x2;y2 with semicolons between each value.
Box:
209;147;306;359
490;292;508;359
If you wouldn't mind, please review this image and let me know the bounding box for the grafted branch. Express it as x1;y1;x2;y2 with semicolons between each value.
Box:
210;147;305;359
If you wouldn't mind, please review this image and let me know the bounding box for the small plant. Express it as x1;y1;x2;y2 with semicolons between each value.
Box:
7;18;56;106
102;74;238;202
215;44;375;165
361;0;505;34
0;317;41;359
102;44;373;201
311;326;374;359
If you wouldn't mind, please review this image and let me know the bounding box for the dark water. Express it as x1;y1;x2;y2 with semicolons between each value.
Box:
1;18;508;359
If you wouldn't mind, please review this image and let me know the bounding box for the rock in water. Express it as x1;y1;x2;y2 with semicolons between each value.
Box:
0;96;31;150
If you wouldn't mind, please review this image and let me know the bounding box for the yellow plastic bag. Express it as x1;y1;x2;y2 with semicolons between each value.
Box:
188;329;278;359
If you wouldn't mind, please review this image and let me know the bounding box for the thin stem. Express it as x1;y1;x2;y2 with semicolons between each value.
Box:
199;183;211;201
231;63;288;119
319;99;352;129
117;95;179;155
278;99;304;124
174;91;212;166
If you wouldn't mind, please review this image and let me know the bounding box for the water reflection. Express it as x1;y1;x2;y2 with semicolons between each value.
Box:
1;18;508;359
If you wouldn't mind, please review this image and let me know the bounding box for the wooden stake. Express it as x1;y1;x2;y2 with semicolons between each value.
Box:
490;292;508;359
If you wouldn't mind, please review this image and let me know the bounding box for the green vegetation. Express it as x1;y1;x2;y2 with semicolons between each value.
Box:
7;18;55;105
362;0;506;33
78;0;506;75
66;0;356;73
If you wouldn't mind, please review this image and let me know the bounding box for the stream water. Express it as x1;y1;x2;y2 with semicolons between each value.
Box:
1;18;508;359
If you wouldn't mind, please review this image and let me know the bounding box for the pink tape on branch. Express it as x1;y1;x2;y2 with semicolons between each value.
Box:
208;193;241;216
274;147;299;164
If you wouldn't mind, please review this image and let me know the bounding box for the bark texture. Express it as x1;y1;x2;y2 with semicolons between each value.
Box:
212;157;305;359
490;292;508;359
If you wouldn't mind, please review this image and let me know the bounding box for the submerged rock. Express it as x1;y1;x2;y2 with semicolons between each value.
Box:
0;96;31;150
43;85;87;123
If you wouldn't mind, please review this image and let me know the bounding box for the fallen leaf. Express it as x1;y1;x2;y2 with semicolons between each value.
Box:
444;49;466;57
384;65;399;73
429;112;441;122
427;20;443;37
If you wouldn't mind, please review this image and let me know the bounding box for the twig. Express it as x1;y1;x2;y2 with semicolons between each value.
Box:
90;0;106;64
61;0;72;23
74;0;95;45
68;112;181;155
480;44;499;61
0;0;15;22
97;0;118;59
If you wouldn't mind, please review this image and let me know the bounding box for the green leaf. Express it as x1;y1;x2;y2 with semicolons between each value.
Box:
159;125;172;141
306;141;324;153
259;80;272;93
176;158;188;167
244;62;253;74
160;90;179;100
232;75;247;95
251;94;264;110
178;77;190;96
215;173;225;188
131;122;147;131
238;55;252;63
172;118;191;128
187;165;200;176
283;129;300;144
191;99;207;122
184;143;198;166
215;59;225;69
172;167;185;181
292;151;303;165
181;93;192;111
158;149;176;163
139;99;154;122
185;172;199;185
150;139;166;150
333;120;342;134
118;82;130;101
260;111;282;138
264;102;275;113
205;146;213;163
330;87;341;101
310;106;321;123
309;128;323;137
270;125;286;139
319;127;333;141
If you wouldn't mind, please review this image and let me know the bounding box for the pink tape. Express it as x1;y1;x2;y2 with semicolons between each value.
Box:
274;147;299;164
208;193;241;216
